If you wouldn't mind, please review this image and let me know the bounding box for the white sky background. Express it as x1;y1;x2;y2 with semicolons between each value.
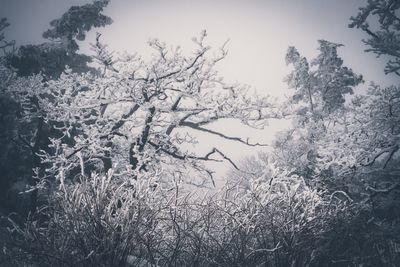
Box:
1;0;399;186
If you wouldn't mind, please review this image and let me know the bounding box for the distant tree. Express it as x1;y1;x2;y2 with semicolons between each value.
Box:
276;14;400;198
285;40;363;121
0;18;15;56
8;0;112;78
273;41;362;187
349;0;400;76
8;43;93;78
42;0;112;53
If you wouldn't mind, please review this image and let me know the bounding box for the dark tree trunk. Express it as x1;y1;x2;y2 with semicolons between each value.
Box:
129;106;156;175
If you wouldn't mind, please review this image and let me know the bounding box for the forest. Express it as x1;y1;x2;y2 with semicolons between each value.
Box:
0;0;399;266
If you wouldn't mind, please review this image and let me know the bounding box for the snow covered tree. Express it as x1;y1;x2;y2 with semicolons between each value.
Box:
8;0;112;78
285;40;363;121
273;41;362;186
6;31;278;190
349;0;400;76
42;0;112;53
315;83;400;198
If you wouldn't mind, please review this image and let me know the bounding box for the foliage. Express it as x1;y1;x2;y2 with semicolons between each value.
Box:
8;43;93;78
0;18;15;56
273;41;363;187
42;0;112;53
349;0;400;76
8;0;111;78
285;40;363;119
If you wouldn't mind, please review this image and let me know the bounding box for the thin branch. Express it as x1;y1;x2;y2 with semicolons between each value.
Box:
367;182;400;198
131;48;208;83
147;141;239;171
171;95;182;111
383;144;399;169
360;146;395;167
66;146;85;160
166;110;205;135
180;121;268;147
207;148;239;170
17;134;33;150
245;242;281;258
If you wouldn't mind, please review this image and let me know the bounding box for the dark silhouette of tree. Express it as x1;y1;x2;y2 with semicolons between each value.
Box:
0;0;113;214
8;0;112;78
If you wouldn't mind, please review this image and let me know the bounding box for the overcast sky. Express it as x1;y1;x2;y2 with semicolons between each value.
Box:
1;0;398;87
1;0;399;184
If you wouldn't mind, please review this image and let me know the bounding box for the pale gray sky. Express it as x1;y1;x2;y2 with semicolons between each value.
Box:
1;0;399;183
1;0;397;87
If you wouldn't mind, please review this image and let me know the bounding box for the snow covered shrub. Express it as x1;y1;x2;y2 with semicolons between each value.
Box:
4;167;350;267
4;171;166;266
